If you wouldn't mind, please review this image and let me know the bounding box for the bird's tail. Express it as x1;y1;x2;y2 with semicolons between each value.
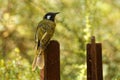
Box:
32;50;44;71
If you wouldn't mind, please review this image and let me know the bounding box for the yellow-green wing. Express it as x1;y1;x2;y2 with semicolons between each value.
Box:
35;20;56;50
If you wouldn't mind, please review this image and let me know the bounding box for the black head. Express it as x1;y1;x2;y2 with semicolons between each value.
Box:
43;12;59;22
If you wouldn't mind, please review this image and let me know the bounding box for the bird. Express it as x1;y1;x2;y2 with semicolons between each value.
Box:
32;12;59;71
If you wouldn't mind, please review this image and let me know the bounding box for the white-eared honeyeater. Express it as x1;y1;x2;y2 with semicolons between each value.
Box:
32;12;59;71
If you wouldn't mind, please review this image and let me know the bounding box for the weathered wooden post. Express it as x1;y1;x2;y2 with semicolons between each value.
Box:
87;36;103;80
40;40;60;80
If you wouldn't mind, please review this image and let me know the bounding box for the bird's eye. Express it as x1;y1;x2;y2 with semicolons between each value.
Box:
47;15;51;20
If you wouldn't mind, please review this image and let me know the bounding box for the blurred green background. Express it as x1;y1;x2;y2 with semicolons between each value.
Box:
0;0;120;80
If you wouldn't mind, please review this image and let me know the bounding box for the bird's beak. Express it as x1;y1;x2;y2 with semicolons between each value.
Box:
55;12;60;15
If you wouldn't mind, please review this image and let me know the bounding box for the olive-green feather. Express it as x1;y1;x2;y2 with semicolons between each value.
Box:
35;19;56;50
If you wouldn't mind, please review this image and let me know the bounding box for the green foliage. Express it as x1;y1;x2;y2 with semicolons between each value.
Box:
0;0;120;80
0;58;40;80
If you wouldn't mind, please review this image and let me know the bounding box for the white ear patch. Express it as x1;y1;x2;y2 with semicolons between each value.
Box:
47;15;51;19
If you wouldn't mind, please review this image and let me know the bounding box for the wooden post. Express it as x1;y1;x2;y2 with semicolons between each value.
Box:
40;40;60;80
87;36;103;80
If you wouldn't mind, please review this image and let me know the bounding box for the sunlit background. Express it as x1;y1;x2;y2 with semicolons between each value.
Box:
0;0;120;80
